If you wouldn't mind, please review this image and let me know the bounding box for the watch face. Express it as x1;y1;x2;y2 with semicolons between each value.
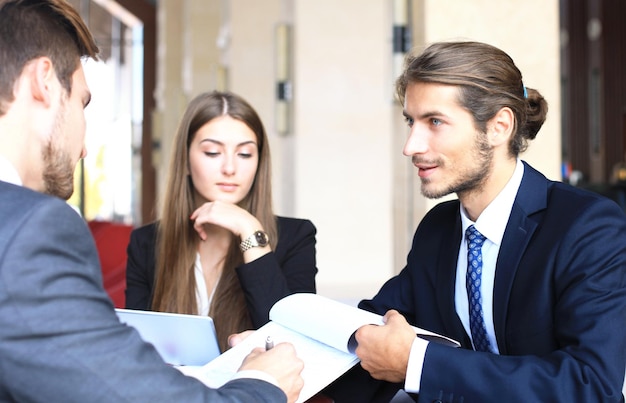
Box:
254;230;269;246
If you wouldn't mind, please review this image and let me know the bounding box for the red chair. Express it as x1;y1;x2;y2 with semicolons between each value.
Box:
87;220;133;308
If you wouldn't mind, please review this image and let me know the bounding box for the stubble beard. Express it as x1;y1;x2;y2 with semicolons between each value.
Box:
42;102;76;200
420;131;493;200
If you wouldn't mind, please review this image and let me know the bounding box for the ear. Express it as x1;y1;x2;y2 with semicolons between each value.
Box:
28;57;57;108
487;106;514;147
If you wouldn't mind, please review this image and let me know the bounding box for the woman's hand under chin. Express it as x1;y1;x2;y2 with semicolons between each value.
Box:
190;200;261;241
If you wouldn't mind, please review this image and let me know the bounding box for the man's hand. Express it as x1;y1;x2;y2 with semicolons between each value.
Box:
354;310;416;383
239;343;305;403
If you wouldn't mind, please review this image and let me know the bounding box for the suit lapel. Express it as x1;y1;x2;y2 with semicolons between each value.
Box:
492;162;547;354
435;206;471;346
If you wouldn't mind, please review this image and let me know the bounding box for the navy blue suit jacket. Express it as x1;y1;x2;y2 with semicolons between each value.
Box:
332;162;626;402
0;181;287;402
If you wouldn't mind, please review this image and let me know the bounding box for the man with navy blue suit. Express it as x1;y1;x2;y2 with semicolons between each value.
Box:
0;1;303;401
327;41;626;402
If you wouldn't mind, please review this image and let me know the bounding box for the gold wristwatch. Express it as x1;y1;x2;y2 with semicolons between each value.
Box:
240;230;269;252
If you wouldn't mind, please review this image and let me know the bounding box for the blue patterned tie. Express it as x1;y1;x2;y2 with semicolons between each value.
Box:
466;225;492;352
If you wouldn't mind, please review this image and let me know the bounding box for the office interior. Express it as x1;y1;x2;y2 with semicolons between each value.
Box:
70;0;624;304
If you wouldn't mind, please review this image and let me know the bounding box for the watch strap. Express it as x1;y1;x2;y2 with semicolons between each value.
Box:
240;230;269;252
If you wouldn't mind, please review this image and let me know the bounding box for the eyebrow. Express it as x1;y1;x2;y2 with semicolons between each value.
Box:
403;109;448;120
199;139;257;147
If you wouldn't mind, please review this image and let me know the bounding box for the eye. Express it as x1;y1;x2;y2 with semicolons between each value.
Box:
203;151;220;157
238;152;253;159
404;116;414;127
431;118;443;126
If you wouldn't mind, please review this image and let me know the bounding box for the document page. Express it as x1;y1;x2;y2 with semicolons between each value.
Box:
177;293;459;402
178;294;369;402
179;320;359;403
269;293;384;353
270;293;459;349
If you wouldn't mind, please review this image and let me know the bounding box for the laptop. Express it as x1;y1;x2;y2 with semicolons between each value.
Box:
115;308;221;366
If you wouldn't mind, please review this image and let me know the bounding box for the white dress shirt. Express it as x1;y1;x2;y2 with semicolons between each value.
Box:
404;160;524;393
0;155;22;186
455;159;524;353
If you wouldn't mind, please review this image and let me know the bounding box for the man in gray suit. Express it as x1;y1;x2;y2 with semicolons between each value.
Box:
0;1;304;402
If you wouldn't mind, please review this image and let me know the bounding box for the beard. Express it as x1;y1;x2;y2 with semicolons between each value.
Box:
42;102;76;200
419;131;493;199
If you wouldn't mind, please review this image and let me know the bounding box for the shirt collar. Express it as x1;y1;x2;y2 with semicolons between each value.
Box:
460;159;525;246
0;155;23;186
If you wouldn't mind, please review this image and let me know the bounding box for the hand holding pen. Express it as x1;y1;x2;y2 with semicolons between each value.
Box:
238;336;304;403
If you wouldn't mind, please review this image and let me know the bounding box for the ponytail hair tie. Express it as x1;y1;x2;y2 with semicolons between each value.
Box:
523;85;528;99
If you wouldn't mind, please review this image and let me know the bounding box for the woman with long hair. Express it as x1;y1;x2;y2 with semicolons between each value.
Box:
125;91;317;351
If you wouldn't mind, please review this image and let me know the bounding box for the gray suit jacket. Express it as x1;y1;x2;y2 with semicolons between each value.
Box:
0;181;286;403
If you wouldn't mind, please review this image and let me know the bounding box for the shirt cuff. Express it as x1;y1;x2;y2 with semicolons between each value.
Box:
404;337;429;393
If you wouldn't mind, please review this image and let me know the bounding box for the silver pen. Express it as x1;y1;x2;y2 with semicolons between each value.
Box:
265;335;274;350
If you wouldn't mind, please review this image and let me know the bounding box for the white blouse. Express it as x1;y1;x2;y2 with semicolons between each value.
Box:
193;253;219;316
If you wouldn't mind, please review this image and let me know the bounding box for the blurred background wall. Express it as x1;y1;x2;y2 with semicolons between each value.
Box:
69;0;626;303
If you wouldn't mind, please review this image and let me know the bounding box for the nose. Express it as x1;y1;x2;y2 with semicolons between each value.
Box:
403;126;429;156
222;154;235;175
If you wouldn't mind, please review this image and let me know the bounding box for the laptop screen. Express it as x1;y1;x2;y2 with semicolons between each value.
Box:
115;308;221;366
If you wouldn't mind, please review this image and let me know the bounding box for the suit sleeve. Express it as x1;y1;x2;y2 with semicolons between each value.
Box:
417;197;626;402
0;198;286;403
236;218;318;327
